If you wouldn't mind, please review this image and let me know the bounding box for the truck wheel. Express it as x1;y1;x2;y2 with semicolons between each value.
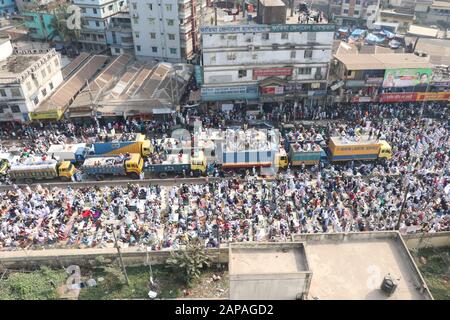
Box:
95;175;104;181
24;178;34;184
193;170;202;177
60;176;70;182
159;172;168;179
129;173;139;180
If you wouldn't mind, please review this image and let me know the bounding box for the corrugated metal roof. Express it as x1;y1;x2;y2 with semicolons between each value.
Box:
36;55;108;112
61;52;90;79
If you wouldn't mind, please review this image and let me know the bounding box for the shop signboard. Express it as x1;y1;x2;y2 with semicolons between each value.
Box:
365;77;384;85
431;81;450;87
201;85;259;101
200;24;335;34
382;68;432;88
379;93;417;103
415;92;450;101
253;68;292;78
346;80;366;88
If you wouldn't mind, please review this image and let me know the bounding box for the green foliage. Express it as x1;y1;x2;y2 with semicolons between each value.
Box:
0;267;66;300
165;239;211;286
47;5;80;43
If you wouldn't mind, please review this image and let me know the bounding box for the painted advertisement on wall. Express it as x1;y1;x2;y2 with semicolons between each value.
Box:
382;68;432;88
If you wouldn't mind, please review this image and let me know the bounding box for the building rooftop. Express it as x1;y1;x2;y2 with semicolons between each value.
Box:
407;25;439;38
201;6;327;27
35;55;109;112
68;56;193;117
407;38;450;66
334;53;432;70
229;243;309;275
293;232;433;300
431;0;450;9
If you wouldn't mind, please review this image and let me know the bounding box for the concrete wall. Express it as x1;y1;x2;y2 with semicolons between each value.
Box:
0;247;229;270
229;273;311;300
402;232;450;250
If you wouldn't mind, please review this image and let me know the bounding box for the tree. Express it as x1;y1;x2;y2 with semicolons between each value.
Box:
165;238;211;287
47;5;80;44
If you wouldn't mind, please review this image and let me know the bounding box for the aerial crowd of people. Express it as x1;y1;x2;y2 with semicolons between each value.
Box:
0;101;448;250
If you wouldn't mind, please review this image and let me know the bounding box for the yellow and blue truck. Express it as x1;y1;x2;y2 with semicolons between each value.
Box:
8;156;75;184
92;133;152;158
81;153;144;180
328;136;392;161
144;150;207;178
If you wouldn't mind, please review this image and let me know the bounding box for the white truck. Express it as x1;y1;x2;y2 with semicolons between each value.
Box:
47;143;92;163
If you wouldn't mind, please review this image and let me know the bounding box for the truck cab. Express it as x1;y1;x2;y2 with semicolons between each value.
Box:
57;161;76;180
124;153;144;176
190;151;207;175
275;148;289;169
378;140;392;160
142;139;152;157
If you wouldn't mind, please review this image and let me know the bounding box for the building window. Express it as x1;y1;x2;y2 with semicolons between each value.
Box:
290;51;296;59
136;45;141;52
238;70;247;78
0;89;6;97
167;19;175;26
307;32;316;42
150;32;156;39
10;105;20;113
343;9;349;14
304;50;313;59
227;35;237;40
41;69;46;78
134;32;140;38
115;48;121;53
81;8;86;13
148;18;155;25
152;46;158;52
148;3;152;10
356;0;361;4
262;33;269;40
354;10;360;15
168;33;175;40
41;88;47;97
108;5;113;11
0;105;6;113
227;53;236;61
93;8;97;14
252;53;257;59
133;17;139;24
347;70;352;76
47;65;51;74
11;88;21;97
49;82;54;90
210;55;216;63
95;21;100;27
54;59;59;68
281;32;288;39
170;48;177;54
132;2;137;10
165;4;172;11
298;68;312;75
33;96;39;105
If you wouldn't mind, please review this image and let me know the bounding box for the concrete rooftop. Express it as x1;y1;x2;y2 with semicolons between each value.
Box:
229;243;309;275
296;233;434;300
0;53;45;78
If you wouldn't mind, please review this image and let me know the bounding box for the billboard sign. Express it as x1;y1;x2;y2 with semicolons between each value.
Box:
379;93;417;103
253;68;292;78
201;85;259;101
382;68;432;88
416;92;450;101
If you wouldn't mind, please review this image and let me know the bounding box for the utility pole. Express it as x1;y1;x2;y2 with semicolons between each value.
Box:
109;221;130;285
395;175;410;231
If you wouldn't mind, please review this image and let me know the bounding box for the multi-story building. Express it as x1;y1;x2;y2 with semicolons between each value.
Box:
0;0;16;14
199;1;334;108
21;1;68;41
330;0;380;28
74;0;128;51
129;0;207;62
106;10;134;55
0;37;63;122
421;1;450;25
